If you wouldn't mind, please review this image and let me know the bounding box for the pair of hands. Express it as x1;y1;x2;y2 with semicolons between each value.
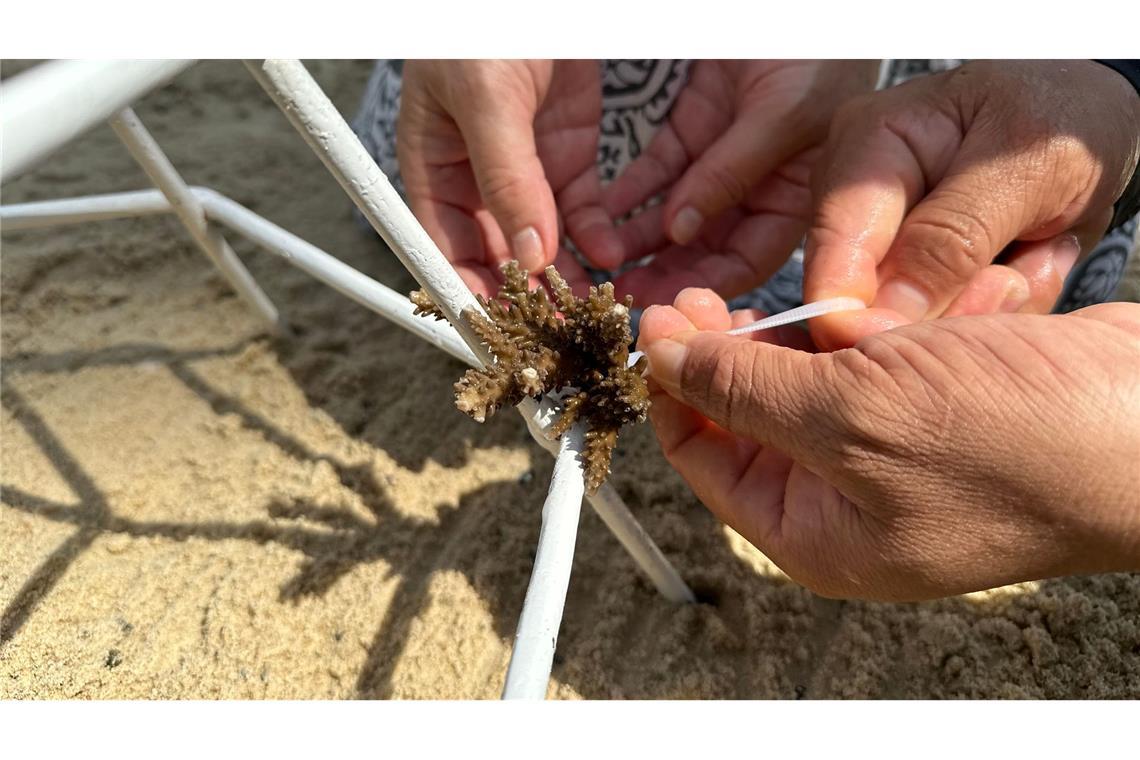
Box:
636;60;1140;600
398;60;1135;349
400;59;1140;599
397;59;875;309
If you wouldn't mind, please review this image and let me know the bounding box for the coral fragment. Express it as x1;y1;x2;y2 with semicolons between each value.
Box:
411;262;649;492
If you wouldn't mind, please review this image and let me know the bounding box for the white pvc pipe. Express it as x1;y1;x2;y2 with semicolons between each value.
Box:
0;60;194;183
243;59;490;360
0;189;174;230
108;108;282;332
0;186;695;605
502;424;587;700
198;190;479;366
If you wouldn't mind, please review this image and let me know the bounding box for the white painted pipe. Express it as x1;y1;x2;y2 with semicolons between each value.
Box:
198;190;479;366
243;59;490;360
0;186;695;605
0;60;194;183
0;189;174;230
502;423;587;700
108;108;282;332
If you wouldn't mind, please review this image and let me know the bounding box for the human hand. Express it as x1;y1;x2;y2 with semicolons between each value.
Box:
805;59;1140;350
600;60;879;306
638;288;1140;601
398;60;621;296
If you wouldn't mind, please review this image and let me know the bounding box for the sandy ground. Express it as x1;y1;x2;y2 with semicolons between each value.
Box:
2;60;1139;700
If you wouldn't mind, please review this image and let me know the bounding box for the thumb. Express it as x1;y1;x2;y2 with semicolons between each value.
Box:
643;327;834;459
452;89;559;274
663;113;804;245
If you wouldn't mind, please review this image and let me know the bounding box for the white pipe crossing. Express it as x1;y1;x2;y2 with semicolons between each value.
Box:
108;108;282;332
1;59;696;701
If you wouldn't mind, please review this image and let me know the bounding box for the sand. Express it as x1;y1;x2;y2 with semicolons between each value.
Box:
2;60;1138;700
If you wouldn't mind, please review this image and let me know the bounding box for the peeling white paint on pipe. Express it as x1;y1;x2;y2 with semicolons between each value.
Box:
243;59;490;360
0;60;194;183
108;109;282;332
502;422;587;700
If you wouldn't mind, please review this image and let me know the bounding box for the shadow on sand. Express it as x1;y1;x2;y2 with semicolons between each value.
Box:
3;338;1137;699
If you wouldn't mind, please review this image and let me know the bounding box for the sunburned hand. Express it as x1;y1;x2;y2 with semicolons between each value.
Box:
638;288;1140;601
805;59;1140;350
398;60;622;297
600;60;879;306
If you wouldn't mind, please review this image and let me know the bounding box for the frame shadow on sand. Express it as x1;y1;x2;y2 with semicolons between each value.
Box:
3;336;1137;699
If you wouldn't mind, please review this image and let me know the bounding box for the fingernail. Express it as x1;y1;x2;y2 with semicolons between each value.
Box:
634;307;656;352
1000;278;1031;313
644;337;689;396
670;207;703;245
874;280;930;322
512;226;545;272
1052;234;1080;281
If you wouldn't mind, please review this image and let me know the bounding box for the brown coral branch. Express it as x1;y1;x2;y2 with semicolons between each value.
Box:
409;289;446;321
410;261;649;493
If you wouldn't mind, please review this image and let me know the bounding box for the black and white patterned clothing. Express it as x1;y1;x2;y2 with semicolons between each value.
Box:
597;60;691;183
352;60;1136;326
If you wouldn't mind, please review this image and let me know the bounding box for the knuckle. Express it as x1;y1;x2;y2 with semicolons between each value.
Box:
723;347;758;426
811;194;871;250
695;163;749;208
898;206;994;284
680;343;762;431
476;165;535;206
682;345;738;423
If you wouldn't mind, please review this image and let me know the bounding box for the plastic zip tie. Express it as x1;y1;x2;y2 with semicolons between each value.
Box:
627;296;866;369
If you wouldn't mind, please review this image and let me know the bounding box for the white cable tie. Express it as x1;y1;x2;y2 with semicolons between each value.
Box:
725;296;866;335
628;296;867;369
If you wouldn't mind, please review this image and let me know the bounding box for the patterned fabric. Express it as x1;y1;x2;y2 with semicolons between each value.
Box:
597;60;691;183
351;59;1136;324
1056;218;1137;312
352;60;405;196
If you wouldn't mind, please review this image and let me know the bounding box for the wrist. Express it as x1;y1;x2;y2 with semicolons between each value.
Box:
1096;428;1140;571
1064;380;1140;574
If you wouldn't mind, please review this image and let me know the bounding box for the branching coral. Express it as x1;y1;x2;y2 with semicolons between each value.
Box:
411;261;649;493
